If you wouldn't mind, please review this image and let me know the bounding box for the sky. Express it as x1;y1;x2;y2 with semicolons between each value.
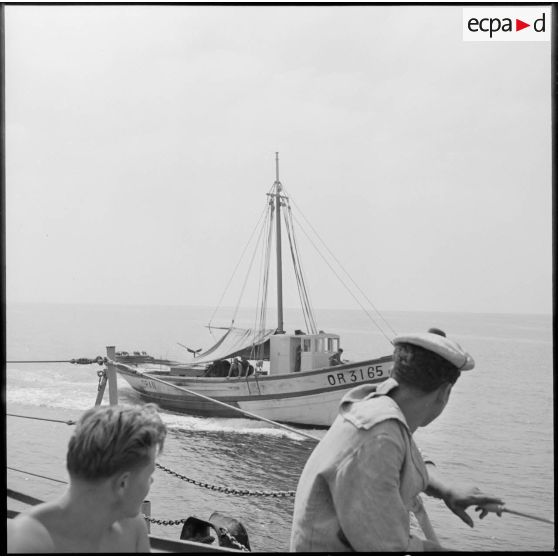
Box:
5;5;552;315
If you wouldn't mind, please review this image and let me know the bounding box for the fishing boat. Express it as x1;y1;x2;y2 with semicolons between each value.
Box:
115;155;393;427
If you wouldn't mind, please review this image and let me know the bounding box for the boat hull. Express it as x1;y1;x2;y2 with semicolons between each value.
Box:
117;356;393;427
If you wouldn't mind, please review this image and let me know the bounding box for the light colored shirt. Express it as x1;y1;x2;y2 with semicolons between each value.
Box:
290;378;429;552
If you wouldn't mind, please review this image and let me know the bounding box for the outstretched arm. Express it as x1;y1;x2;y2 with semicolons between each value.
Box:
424;463;504;527
329;423;458;552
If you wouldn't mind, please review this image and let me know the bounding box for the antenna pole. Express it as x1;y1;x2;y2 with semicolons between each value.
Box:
275;152;284;333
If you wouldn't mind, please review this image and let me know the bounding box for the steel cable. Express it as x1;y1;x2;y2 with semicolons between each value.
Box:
7;413;76;425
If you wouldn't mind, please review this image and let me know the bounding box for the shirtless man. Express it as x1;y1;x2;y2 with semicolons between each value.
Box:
8;403;167;553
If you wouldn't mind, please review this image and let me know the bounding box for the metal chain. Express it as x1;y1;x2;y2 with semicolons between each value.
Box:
217;527;250;552
144;515;186;526
156;463;295;497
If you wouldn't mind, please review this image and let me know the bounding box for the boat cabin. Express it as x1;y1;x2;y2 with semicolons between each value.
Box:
270;332;340;375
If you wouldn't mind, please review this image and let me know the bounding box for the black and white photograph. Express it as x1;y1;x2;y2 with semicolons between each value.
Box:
4;3;553;553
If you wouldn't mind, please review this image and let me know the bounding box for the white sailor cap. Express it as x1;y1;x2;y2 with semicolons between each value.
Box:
393;328;475;371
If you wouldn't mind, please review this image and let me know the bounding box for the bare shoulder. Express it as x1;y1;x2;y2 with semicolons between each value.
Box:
8;514;55;554
127;514;151;552
102;515;150;553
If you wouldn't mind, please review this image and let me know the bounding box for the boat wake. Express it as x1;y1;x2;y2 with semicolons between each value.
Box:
6;385;102;413
6;366;323;441
159;410;324;441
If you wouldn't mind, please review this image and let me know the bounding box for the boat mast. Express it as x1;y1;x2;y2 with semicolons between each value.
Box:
274;152;285;334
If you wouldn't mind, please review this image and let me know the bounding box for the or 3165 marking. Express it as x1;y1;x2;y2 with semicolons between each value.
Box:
327;365;385;386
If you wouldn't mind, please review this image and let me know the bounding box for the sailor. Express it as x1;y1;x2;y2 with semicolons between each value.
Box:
329;348;344;366
239;356;254;377
239;357;247;377
295;344;302;372
8;404;167;553
290;328;504;552
227;358;240;378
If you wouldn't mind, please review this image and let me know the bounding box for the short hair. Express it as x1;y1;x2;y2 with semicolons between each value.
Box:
67;403;167;481
391;342;461;393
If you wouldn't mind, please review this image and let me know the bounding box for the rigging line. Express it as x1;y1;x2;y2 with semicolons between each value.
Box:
283;211;309;331
252;204;271;340
7;466;68;485
256;208;273;362
260;204;273;329
283;211;313;334
250;209;273;356
284;205;317;333
284;194;392;340
282;205;312;328
291;195;395;338
283;211;308;327
291;234;317;332
286;206;318;334
280;189;319;333
258;200;274;332
207;202;268;329
260;207;273;333
7;413;76;425
291;212;394;346
285;220;310;332
231;203;269;326
289;196;397;338
254;209;269;329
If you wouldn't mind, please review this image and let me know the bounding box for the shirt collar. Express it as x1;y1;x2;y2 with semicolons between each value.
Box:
339;377;409;431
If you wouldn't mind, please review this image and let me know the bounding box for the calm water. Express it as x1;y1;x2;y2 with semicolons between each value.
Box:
5;303;554;552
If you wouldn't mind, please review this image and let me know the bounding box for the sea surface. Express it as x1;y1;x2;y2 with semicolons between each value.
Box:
5;303;554;552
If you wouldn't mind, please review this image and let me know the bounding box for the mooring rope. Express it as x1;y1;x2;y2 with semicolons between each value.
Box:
7;466;67;484
7;360;75;363
7;413;76;425
6;357;106;365
135;368;322;443
478;503;554;526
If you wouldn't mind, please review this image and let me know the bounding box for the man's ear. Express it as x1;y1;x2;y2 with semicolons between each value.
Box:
113;471;131;495
436;382;452;404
